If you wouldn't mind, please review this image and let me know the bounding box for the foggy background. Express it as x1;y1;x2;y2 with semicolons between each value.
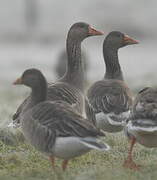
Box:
0;0;157;91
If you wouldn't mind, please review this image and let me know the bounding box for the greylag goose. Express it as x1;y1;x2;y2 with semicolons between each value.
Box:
86;31;138;132
13;68;110;171
13;22;103;125
55;49;88;80
124;87;157;170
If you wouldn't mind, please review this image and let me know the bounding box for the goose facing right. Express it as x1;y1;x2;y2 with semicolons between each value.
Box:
13;68;110;171
12;22;104;126
86;31;138;132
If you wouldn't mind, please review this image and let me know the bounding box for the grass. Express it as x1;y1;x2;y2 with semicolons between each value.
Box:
0;88;157;180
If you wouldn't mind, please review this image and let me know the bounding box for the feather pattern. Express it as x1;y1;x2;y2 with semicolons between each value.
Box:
86;80;132;132
126;87;157;147
87;80;132;115
86;31;137;133
13;82;84;124
21;101;108;156
13;22;99;125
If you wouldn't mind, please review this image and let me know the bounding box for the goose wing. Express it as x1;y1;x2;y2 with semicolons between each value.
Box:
131;87;157;121
13;82;83;123
87;80;132;114
29;101;105;138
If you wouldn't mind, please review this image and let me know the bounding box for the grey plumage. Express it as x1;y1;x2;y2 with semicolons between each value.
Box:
21;101;108;155
13;22;103;125
86;31;137;132
13;68;110;169
126;87;157;147
87;79;132;132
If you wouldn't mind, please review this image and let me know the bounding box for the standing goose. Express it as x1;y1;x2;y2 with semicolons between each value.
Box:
86;31;138;132
12;22;103;125
55;49;88;80
13;68;110;171
124;87;157;170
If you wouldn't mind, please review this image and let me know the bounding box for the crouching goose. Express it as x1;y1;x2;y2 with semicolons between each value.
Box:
124;87;157;170
12;22;104;126
13;68;110;171
86;31;138;132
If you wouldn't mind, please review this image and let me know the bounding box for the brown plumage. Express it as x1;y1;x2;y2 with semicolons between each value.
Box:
13;68;110;171
132;87;157;120
124;87;157;170
87;80;132;114
86;31;138;133
13;22;104;125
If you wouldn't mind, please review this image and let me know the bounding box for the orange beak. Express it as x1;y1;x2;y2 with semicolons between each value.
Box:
13;77;22;85
88;26;104;36
123;35;139;45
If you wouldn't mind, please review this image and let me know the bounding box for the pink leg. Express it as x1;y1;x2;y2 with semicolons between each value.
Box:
62;160;69;171
49;156;55;170
123;137;141;170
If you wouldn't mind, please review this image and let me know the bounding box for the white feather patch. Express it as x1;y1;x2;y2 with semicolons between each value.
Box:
53;136;110;159
7;122;16;128
80;138;110;151
96;111;130;126
127;120;157;134
107;115;123;126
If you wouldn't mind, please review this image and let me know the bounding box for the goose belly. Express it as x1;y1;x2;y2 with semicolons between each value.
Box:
52;137;91;159
127;121;157;148
21;117;54;153
21;118;35;145
130;131;157;148
137;134;157;147
95;112;123;133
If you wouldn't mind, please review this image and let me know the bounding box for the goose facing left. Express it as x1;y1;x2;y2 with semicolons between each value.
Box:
12;22;104;126
13;68;110;171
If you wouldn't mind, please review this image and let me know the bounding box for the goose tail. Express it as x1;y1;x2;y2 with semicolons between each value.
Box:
80;137;110;151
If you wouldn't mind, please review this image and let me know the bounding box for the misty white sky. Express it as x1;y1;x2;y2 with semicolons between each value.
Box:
0;0;156;40
0;0;157;90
